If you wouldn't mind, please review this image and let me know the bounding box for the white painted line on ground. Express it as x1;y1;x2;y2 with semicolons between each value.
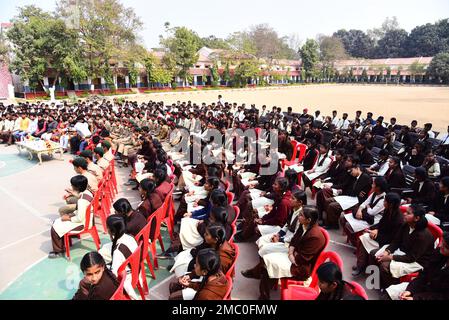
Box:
0;229;48;252
0;184;52;225
329;240;356;250
0;254;47;295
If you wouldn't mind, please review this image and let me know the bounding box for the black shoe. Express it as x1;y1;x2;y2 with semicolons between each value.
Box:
157;248;176;260
352;265;358;271
124;180;137;186
241;270;259;280
166;264;174;271
48;252;64;259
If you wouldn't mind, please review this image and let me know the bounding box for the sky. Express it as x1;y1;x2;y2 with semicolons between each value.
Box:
1;0;448;49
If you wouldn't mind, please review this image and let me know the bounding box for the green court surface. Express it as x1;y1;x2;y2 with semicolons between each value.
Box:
0;227;173;300
0;154;37;178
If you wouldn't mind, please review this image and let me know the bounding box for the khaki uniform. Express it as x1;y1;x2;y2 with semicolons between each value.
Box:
157;125;169;141
83;170;99;194
97;157;110;171
88;162;104;181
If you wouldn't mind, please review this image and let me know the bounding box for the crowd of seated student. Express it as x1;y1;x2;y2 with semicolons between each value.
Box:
5;98;448;300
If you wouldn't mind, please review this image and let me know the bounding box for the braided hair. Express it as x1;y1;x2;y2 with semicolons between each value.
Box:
106;215;127;259
194;248;222;299
206;223;227;250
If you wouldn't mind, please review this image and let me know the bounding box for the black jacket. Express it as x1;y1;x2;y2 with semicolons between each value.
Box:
386;224;435;267
410;180;436;207
345;173;372;203
373;209;404;247
385;167;406;189
406;251;449;300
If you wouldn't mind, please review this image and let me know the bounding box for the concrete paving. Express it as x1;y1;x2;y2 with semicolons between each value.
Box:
0;143;380;300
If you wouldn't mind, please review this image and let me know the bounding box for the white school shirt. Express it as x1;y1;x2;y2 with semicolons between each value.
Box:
311;154;332;176
74;122;91;138
27;119;38;134
336;119;350;130
4;119;14;131
280;208;302;243
439;133;449;145
331;117;340;126
314;115;324;122
238;111;245;122
13;118;21;131
359;192;386;216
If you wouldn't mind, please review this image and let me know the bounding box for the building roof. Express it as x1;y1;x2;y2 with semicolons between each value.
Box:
334;57;433;68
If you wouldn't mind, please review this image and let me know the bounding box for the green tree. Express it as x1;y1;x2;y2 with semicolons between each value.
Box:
300;39;320;81
200;35;230;50
7;5;81;90
333;29;375;58
227;31;257;56
233;59;260;87
408;61;426;83
361;69;368;82
406;23;447;57
428;52;449;83
127;61;139;87
160;26;201;86
374;29;409;58
223;62;231;85
386;66;392;82
56;0;143;85
210;62;220;86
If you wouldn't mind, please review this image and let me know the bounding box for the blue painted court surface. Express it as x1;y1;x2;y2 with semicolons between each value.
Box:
0;154;37;178
0;228;173;300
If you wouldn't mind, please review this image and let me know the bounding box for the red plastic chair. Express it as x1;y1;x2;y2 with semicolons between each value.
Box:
135;220;155;294
109;160;118;195
110;270;130;300
63;203;101;261
224;180;231;192
427;222;443;248
117;243;146;300
282;143;308;168
226;191;234;205
280;227;330;290
224;275;233;300
92;182;108;234
157;183;174;250
232;206;240;226
281;284;319;300
281;251;344;300
348;281;368;300
148;208;165;270
289;140;299;162
163;191;176;241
